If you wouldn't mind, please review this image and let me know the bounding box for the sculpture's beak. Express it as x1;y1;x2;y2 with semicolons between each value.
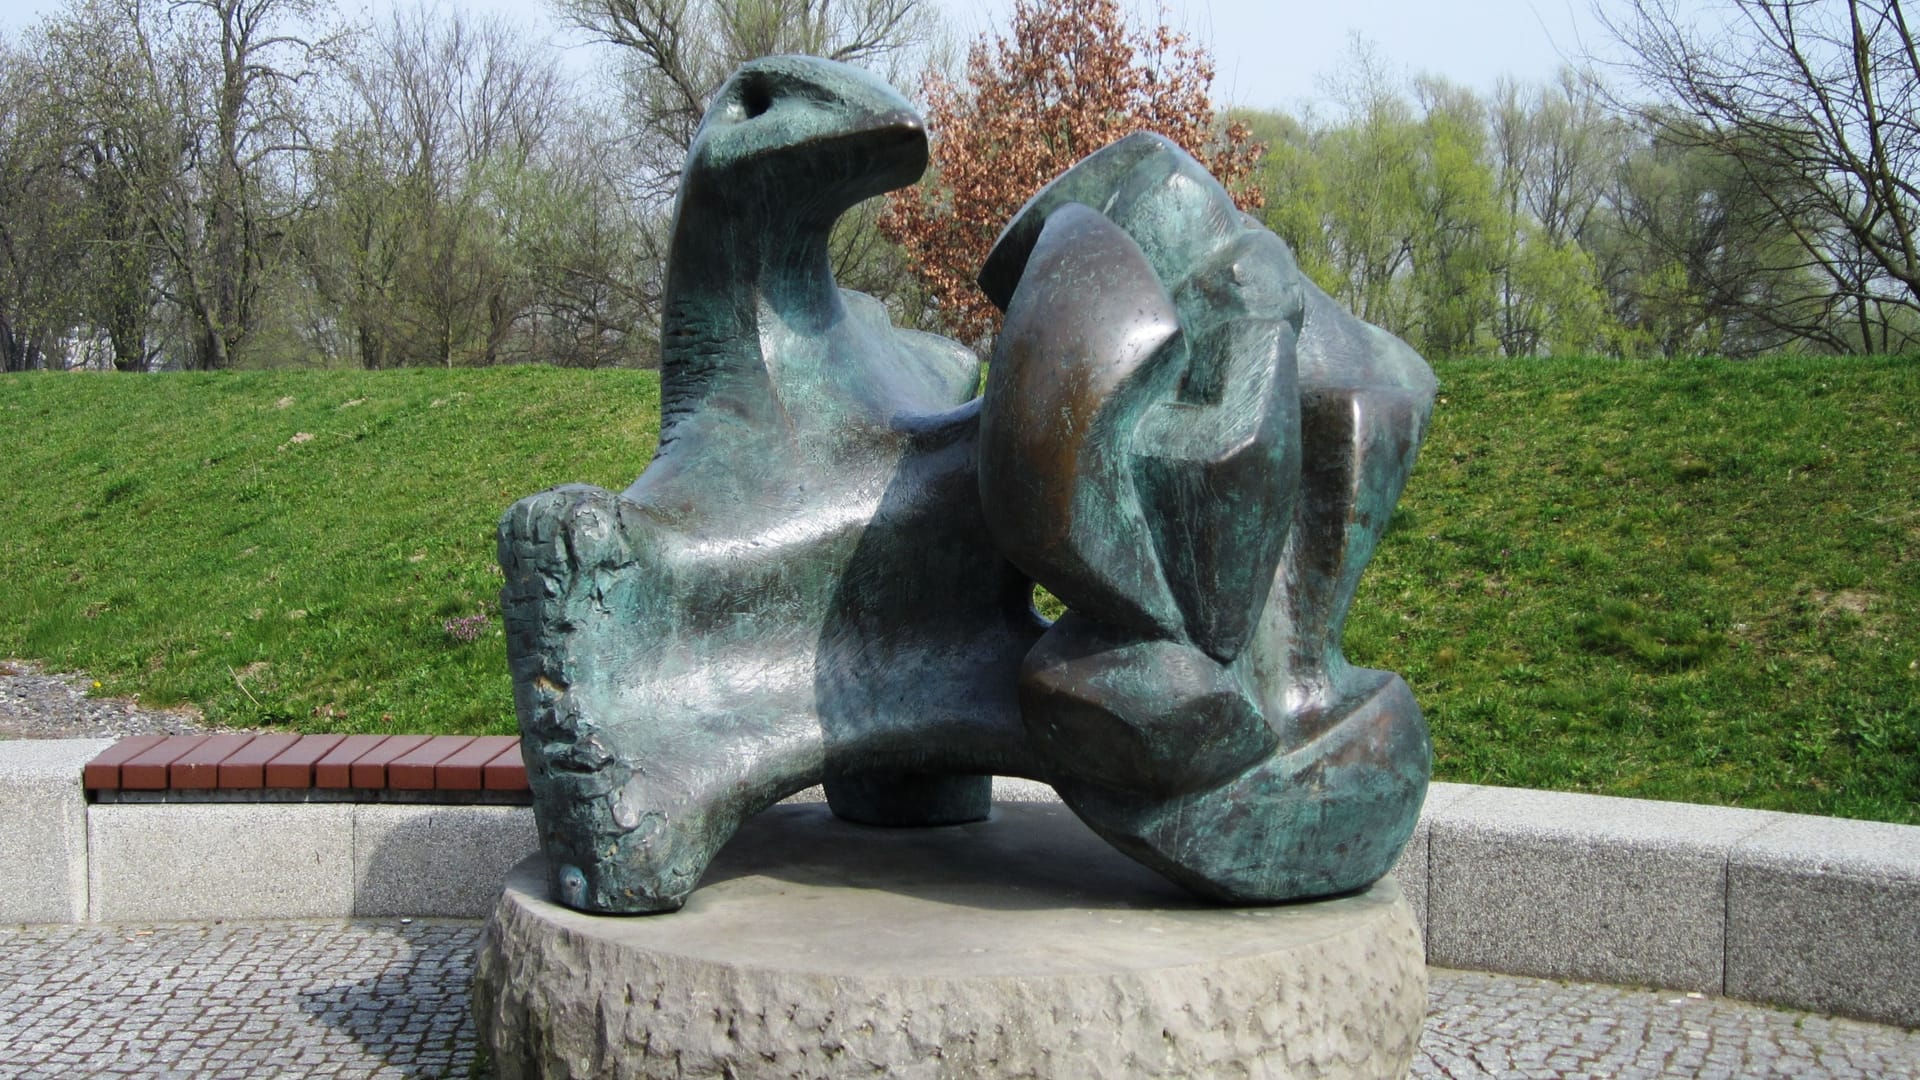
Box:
691;55;930;206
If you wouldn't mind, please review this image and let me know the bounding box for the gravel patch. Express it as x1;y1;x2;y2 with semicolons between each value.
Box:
0;659;212;740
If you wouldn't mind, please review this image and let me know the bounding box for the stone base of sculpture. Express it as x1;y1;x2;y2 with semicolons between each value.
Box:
472;803;1427;1080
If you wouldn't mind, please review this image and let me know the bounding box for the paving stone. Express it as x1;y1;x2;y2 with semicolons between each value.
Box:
1728;812;1920;1028
0;920;479;1080
1417;970;1920;1078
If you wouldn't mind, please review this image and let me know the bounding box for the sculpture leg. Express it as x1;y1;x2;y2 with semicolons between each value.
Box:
499;484;824;913
823;774;991;826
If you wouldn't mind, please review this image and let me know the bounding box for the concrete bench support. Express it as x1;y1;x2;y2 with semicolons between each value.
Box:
0;739;113;923
89;803;359;921
86;802;538;921
355;804;540;918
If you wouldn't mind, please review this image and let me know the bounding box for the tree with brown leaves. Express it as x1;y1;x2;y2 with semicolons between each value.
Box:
880;0;1263;347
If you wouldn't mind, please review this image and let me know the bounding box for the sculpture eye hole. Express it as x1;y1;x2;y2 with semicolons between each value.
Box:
741;77;774;119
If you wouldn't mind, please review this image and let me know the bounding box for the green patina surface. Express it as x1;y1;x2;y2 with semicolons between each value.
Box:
496;58;1436;913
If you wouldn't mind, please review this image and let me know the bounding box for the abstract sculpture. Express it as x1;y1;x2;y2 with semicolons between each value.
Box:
497;55;1436;915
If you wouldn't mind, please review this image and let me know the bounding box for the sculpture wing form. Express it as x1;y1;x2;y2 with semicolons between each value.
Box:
978;203;1190;642
977;133;1436;902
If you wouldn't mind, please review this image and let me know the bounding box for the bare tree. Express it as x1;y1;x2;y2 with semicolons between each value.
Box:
1491;69;1628;249
309;6;560;367
1487;70;1631;356
507;109;663;367
1606;0;1920;351
0;35;71;371
1591;119;1828;356
556;0;938;205
173;0;337;368
302;4;654;368
10;11;180;371
32;0;336;369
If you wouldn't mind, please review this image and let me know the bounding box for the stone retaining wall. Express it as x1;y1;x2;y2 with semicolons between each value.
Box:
2;739;1915;1028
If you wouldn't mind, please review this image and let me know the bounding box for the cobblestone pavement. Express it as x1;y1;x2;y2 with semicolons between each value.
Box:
2;921;1917;1079
1416;970;1920;1079
0;921;475;1079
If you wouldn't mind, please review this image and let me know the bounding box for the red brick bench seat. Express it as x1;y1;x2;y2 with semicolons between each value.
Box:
85;734;528;794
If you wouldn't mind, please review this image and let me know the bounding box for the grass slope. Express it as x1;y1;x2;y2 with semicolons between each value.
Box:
1;359;1914;823
2;367;657;735
1349;356;1918;824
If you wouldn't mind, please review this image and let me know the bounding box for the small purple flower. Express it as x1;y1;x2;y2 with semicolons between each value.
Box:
443;613;491;643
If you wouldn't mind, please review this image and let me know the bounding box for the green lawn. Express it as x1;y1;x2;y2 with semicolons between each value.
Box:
2;358;1914;824
1348;356;1918;824
1;367;657;735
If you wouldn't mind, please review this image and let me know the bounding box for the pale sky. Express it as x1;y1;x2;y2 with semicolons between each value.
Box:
1;0;1618;112
939;0;1612;111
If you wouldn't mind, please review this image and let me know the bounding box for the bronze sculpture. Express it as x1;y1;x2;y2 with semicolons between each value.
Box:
497;55;1435;914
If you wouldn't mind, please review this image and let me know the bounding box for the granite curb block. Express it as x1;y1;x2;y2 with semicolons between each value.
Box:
8;739;1918;1029
1386;780;1480;935
1422;783;1920;1029
1425;785;1786;992
354;803;541;918
1728;814;1920;1028
84;802;540;921
0;738;112;923
88;802;358;921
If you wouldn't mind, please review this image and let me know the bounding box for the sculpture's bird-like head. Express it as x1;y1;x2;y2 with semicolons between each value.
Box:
678;55;928;229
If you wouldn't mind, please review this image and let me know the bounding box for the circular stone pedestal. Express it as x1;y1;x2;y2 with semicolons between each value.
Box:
473;802;1426;1079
